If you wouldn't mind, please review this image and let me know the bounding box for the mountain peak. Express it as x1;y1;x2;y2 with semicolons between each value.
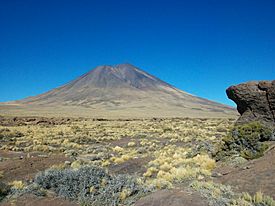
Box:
91;63;137;74
92;63;140;74
116;63;136;68
78;63;169;90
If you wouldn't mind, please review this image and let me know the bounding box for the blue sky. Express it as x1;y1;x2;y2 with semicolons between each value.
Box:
0;0;274;106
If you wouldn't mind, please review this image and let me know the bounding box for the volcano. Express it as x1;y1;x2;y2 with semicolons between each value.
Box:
0;63;236;118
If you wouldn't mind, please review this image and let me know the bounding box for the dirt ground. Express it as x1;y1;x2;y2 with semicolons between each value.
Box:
1;194;78;206
214;142;275;199
134;189;208;206
108;156;151;175
0;150;71;183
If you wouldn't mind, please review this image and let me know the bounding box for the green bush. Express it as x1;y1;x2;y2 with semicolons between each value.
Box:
215;122;272;160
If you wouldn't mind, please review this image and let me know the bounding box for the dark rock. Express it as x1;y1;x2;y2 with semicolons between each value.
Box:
226;80;275;126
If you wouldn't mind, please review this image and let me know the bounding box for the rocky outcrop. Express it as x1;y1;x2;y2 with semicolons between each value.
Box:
226;80;275;126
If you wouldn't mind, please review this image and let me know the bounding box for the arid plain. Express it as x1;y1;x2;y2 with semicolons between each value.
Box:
1;65;274;206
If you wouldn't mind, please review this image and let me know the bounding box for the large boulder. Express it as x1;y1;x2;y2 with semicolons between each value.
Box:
226;80;275;126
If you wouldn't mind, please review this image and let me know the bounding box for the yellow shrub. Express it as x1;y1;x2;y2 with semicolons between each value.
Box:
101;160;110;167
113;146;124;153
24;146;32;152
193;154;216;171
119;189;130;201
127;142;136;147
159;162;172;172
157;170;173;182
240;191;275;205
32;145;49;152
147;178;173;189
9;180;24;190
121;154;131;161
254;191;263;203
171;157;191;167
113;157;124;164
170;166;197;181
112;153;132;164
143;167;158;177
89;186;96;193
140;139;148;146
71;160;81;169
242;192;253;202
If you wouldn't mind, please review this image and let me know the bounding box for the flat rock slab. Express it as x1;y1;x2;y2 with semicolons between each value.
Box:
214;143;275;198
135;189;208;206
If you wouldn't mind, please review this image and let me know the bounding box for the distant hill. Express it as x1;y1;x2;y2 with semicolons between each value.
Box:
0;63;237;118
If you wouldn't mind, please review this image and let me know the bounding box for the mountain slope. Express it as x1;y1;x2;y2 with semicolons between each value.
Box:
0;63;237;118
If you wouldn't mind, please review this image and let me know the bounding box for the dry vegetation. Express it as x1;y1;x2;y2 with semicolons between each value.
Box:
1;117;274;205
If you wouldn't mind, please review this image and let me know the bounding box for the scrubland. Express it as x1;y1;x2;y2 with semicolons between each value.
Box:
0;117;274;205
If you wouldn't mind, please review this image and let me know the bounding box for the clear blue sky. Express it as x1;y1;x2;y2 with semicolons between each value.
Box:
0;0;274;106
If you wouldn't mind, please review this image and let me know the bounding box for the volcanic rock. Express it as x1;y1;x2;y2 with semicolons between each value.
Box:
226;80;275;126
